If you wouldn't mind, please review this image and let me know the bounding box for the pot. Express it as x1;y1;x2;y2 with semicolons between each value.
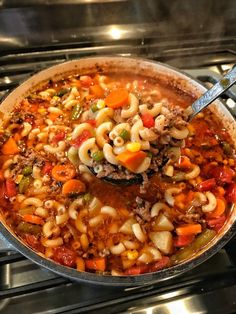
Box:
0;56;236;286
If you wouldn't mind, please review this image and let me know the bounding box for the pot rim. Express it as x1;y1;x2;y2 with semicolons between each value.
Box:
0;55;236;286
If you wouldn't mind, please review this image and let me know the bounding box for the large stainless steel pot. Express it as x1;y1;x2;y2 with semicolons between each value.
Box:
0;56;236;286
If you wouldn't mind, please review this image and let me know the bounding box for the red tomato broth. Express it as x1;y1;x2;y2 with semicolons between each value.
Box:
0;71;235;276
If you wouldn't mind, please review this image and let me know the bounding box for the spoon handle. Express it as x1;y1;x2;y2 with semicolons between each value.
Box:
189;66;236;120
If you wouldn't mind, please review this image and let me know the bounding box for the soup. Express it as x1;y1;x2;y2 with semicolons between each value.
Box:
0;72;235;276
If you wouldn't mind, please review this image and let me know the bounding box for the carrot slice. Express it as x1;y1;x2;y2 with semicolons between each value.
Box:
207;198;226;218
176;223;202;236
89;84;104;98
62;179;86;195
176;156;192;169
23;214;44;225
105;88;129;109
51;164;76;182
2;137;20;155
48;112;60;122
85;257;106;272
116;150;147;172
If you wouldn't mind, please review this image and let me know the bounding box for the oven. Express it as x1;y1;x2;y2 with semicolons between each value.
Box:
0;1;236;313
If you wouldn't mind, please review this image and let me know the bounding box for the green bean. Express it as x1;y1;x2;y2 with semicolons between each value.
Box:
92;150;104;162
56;88;70;97
193;228;216;248
19;176;31;194
22;166;33;176
171;229;216;264
83;193;93;203
119;129;130;141
70;104;82;120
91;103;99;113
221;141;232;156
17;222;41;235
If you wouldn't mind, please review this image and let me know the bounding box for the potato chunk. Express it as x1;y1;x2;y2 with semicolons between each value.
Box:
153;214;174;231
149;231;173;254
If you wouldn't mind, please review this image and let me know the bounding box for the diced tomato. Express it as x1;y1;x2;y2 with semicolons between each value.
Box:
80;75;93;87
24;234;43;251
208;166;234;184
51;131;65;144
124;264;149;275
25;234;38;247
225;183;236;203
206;215;226;233
71;130;92;148
86;119;96;127
42;162;53;175
5;179;17;198
174;234;195;247
54;246;77;267
141;113;155;128
149;256;170;272
197;178;216;192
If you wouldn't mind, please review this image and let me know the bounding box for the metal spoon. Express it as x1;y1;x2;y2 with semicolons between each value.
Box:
188;65;236;120
91;66;236;186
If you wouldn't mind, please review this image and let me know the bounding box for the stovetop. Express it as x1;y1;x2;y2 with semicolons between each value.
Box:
0;1;236;313
0;58;235;314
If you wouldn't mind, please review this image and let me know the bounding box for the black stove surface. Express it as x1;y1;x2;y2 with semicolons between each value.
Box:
0;1;236;313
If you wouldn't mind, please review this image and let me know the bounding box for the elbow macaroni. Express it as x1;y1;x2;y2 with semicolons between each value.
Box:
121;93;139;119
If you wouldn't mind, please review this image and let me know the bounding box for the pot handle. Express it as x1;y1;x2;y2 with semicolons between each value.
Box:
0;232;15;252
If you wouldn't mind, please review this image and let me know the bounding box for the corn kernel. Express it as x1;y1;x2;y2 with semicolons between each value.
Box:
187;124;195;135
52;96;60;101
126;142;141;152
38;108;46;114
97;99;105;109
127;250;139;261
15;175;23;184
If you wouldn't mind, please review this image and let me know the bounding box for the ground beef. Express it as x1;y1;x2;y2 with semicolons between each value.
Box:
96;163;116;178
134;197;151;222
94;162;138;180
177;207;205;224
12;149;46;176
164;104;188;128
139;172;150;194
9;112;24;124
177;213;205;224
27;95;46;104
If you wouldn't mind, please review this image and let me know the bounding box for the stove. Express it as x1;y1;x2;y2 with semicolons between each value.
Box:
0;1;236;313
